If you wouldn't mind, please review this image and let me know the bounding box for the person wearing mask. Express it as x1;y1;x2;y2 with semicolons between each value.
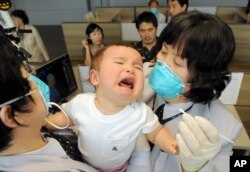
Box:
148;0;166;23
0;35;98;172
81;23;104;66
11;9;50;63
146;11;242;172
134;11;162;63
167;0;188;21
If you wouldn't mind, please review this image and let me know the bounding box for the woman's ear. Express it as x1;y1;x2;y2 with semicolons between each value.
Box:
0;106;19;128
183;4;188;11
89;69;99;86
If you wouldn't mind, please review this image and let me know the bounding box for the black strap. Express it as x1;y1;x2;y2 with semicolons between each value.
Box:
155;104;194;125
42;128;84;162
155;104;165;125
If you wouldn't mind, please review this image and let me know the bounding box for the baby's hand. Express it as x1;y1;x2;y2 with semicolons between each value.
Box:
170;141;179;155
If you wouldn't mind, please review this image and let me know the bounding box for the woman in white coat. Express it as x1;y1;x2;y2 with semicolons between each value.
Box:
11;9;50;63
145;11;242;172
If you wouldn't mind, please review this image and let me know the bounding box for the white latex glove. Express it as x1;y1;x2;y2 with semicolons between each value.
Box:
143;62;154;78
176;112;221;172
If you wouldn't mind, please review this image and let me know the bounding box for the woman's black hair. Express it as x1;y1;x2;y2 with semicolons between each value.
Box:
11;9;29;24
160;11;235;103
85;23;104;44
0;36;33;151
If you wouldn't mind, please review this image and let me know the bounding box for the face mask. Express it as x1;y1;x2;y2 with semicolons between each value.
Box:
29;74;50;102
30;74;69;129
150;8;158;15
39;91;70;130
0;88;69;129
149;60;185;99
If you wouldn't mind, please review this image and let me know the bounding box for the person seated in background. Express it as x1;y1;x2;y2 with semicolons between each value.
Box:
45;44;178;172
11;9;50;63
134;11;162;63
167;0;189;21
0;35;98;172
148;0;166;23
81;23;104;66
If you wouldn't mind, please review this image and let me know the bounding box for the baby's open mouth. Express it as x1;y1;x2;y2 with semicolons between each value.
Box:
118;78;134;89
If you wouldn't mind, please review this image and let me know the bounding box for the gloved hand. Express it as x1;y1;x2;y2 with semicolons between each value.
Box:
143;62;154;78
176;112;221;172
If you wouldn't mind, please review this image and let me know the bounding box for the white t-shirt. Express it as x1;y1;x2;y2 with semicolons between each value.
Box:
62;93;160;169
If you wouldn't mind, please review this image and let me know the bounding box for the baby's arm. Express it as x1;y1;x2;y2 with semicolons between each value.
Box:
44;111;74;130
146;124;178;154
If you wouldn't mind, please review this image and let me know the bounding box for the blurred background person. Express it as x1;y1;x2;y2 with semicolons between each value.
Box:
11;9;50;63
167;0;188;21
134;11;162;63
81;23;104;66
148;0;166;23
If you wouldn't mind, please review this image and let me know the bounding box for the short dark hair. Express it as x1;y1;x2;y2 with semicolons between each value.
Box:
167;0;189;11
11;9;29;24
135;11;158;30
0;36;33;151
148;0;159;6
160;11;235;103
85;23;104;44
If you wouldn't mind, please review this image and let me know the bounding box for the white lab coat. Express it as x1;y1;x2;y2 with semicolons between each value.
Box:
18;25;50;62
150;98;243;172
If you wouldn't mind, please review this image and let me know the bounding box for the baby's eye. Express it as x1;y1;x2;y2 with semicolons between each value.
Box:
161;51;168;56
135;65;143;71
114;61;124;65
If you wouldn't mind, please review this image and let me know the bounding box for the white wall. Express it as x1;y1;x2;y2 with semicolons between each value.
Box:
10;0;249;25
11;0;88;25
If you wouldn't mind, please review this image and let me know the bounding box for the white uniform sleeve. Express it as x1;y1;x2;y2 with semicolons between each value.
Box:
141;103;160;134
140;62;155;104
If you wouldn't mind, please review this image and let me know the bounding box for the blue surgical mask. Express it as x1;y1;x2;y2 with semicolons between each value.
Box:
149;60;185;99
30;75;70;129
150;8;158;15
29;74;50;102
38;90;70;130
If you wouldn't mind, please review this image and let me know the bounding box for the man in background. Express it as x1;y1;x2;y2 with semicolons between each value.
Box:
167;0;188;21
148;0;166;23
134;11;162;63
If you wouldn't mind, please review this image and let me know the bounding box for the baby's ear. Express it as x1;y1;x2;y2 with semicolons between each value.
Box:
0;106;19;128
89;69;99;86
